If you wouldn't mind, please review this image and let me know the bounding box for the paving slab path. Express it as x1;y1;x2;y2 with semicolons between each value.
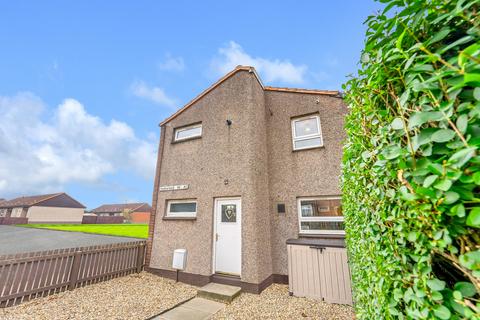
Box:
153;283;242;320
0;225;142;255
154;298;225;320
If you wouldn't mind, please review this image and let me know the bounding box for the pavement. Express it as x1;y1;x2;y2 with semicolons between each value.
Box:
0;225;142;256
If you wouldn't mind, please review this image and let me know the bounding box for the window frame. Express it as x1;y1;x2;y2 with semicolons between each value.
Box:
165;199;198;218
173;122;202;142
297;196;344;235
291;114;323;151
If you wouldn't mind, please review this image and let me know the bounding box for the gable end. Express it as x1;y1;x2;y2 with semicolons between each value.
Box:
35;193;86;209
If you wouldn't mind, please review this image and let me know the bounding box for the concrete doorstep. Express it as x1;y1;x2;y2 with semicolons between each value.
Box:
197;283;242;304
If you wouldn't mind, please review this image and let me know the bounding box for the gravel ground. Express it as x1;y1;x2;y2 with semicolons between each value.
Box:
212;284;354;320
0;274;354;320
0;272;196;320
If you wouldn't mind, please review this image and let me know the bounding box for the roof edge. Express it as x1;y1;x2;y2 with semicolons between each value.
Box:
35;192;87;209
31;193;64;207
0;192;86;209
159;66;263;126
158;66;341;126
91;202;150;213
131;203;148;212
264;86;340;95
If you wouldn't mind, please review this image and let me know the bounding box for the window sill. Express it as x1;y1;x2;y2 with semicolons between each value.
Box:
287;237;345;248
171;136;202;144
298;233;345;239
292;145;324;152
162;216;197;221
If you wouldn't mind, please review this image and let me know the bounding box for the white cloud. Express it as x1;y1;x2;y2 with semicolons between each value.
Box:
0;93;157;198
211;41;307;84
130;80;177;108
158;55;185;72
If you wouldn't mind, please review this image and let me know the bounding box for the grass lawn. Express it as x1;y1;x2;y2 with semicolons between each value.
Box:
19;224;149;239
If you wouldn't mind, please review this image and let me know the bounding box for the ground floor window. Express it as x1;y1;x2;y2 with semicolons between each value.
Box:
166;199;197;218
297;196;344;235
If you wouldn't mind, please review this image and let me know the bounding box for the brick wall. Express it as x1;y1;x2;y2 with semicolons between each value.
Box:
146;125;165;266
131;212;150;224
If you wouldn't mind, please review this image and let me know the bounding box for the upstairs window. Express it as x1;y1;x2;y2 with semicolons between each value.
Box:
174;123;202;142
166;199;197;218
298;197;344;235
291;115;323;150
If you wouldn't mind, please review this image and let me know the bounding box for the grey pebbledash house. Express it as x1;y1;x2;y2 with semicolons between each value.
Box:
146;66;352;304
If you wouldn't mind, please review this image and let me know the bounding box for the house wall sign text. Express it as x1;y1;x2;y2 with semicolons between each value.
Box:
159;184;189;191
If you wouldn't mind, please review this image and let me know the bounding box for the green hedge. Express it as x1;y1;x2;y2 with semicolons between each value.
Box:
342;0;480;318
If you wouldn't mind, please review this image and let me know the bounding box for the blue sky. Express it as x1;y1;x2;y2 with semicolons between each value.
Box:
0;1;383;209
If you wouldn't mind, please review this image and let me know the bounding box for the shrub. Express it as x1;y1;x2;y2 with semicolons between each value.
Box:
342;0;480;318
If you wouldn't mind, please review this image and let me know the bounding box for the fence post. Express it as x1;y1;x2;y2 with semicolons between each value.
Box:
69;251;82;290
136;243;145;273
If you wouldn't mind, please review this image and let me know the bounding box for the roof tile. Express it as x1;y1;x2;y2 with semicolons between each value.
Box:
92;203;152;213
0;193;63;208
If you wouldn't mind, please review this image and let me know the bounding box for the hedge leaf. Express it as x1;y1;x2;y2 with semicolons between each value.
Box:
342;0;480;318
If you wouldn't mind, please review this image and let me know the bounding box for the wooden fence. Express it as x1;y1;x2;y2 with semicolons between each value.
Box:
0;217;28;225
0;240;145;307
82;216;124;224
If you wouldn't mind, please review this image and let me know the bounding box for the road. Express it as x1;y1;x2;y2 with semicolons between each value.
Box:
0;225;142;256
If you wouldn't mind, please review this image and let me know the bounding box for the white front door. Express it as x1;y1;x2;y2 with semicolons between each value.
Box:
214;198;241;276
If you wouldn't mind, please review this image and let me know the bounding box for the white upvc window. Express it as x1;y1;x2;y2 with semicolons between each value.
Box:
297;197;344;235
166;199;197;218
291;115;323;150
174;123;202;142
11;207;23;218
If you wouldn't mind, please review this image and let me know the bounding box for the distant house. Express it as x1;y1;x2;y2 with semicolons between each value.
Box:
82;210;97;217
0;193;86;223
92;203;152;224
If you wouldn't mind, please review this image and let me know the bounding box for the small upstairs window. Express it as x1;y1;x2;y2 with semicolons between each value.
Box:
174;123;202;142
291;115;323;150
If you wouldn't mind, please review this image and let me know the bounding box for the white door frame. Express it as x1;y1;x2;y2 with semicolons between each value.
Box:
212;197;242;276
